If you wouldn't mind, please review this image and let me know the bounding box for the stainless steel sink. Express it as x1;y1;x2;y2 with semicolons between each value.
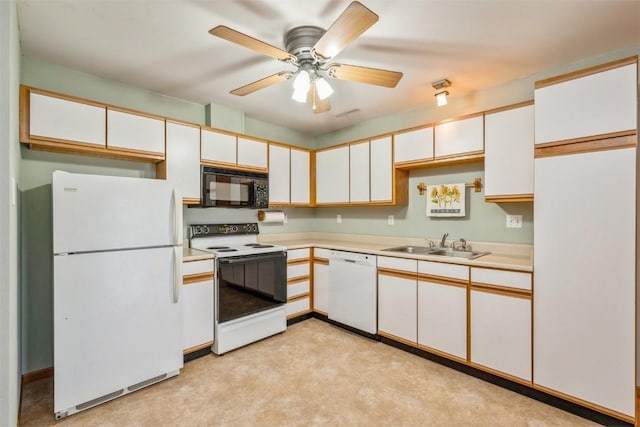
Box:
382;245;490;259
381;245;435;254
427;249;490;259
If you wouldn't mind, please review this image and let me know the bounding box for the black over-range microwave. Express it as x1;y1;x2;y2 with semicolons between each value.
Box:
200;166;269;208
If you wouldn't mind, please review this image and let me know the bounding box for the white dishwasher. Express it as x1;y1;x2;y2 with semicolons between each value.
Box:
328;250;377;334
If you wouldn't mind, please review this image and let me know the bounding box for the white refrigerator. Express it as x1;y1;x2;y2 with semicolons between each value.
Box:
52;171;183;419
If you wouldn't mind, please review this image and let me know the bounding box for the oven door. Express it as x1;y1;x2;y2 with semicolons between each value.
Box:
216;251;287;323
202;172;255;208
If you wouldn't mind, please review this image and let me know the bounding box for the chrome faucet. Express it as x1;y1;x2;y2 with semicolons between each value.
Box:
440;232;448;248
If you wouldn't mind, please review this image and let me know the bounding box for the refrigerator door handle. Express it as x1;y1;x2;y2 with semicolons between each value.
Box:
172;188;183;246
173;246;182;303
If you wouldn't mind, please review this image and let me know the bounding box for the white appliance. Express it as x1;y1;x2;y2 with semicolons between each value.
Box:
52;171;183;419
328;250;377;334
189;223;287;355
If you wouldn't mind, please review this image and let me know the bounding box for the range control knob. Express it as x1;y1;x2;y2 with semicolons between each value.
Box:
231;225;238;232
195;226;202;235
202;225;209;234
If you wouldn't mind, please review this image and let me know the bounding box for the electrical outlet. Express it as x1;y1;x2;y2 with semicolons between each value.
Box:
388;215;394;225
283;214;288;224
336;214;342;224
506;214;523;228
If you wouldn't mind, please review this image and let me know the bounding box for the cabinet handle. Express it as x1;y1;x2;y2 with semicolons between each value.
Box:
173;246;182;303
172;188;182;246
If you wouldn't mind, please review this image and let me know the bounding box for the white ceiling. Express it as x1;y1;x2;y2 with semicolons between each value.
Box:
16;0;640;136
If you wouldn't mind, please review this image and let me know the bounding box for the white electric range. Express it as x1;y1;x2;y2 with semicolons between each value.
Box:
189;223;287;354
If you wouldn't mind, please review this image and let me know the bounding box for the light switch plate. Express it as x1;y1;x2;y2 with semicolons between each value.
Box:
388;215;394;225
336;214;342;224
506;214;523;228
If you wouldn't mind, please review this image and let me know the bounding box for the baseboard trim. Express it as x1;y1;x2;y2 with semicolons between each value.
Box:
21;367;53;385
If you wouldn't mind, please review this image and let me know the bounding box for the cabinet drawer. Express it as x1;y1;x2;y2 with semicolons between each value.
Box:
287;248;310;261
287;262;309;279
183;259;213;277
377;256;417;273
288;280;310;298
287;297;310;317
418;260;468;281
471;267;531;291
314;248;332;260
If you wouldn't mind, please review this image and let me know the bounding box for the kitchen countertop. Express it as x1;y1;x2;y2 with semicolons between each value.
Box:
259;233;533;272
183;247;214;262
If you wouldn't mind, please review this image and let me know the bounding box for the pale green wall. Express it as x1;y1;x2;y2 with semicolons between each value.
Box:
0;0;21;424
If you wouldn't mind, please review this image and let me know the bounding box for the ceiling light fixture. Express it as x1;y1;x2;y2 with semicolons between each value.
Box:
432;79;451;107
291;69;311;103
315;77;334;100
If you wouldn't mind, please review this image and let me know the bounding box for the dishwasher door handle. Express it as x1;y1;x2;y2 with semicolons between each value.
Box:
343;259;357;263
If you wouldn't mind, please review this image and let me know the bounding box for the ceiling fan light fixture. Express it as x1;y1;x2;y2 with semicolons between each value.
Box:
435;91;449;107
291;69;311;103
316;77;334;100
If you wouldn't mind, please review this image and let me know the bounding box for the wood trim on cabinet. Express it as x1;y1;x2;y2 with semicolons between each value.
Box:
183;273;214;285
397;153;485;170
26;140;164;163
287;258;310;266
535;55;638;89
470;282;532;299
287;292;310;302
433;150;484;162
19;85;31;143
417;274;468;288
106;105;166;122
485;194;534;203
378;331;417;348
468;361;533;387
435;110;485;126
377;267;417;281
200;159;267;173
313;258;329;265
417;343;468;366
533;383;635;424
287;276;310;285
183;341;213;355
534;132;637;158
21;85;106;108
393;168;409;206
484;100;535;115
21;367;54;385
182;198;201;205
287;309;312;320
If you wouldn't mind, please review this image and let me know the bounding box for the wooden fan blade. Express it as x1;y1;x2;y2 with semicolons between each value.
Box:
209;25;294;62
313;1;378;60
308;82;331;114
230;71;293;96
327;63;402;88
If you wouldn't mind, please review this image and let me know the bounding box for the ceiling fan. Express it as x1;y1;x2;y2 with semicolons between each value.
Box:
209;1;403;114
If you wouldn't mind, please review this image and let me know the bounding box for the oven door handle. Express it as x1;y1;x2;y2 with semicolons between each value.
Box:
219;252;286;264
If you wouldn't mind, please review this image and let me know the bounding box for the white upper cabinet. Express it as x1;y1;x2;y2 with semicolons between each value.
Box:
164;121;201;203
393;126;433;164
534;61;637;145
349;142;370;203
315;145;350;204
201;128;237;165
237;137;267;169
484;103;534;201
268;144;290;205
370;136;393;202
434;115;484;158
107;108;165;155
290;148;310;205
28;90;106;148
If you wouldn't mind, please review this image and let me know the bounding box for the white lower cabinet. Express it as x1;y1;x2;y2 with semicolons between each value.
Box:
377;256;417;345
470;290;531;381
417;260;468;359
182;258;214;353
286;248;311;319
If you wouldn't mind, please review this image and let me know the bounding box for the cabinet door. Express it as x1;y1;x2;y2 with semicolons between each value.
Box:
394;126;433;164
183;279;214;351
315;146;349;204
378;271;417;345
534;148;635;416
434;115;483;158
29;91;106;148
370;136;392;202
484;104;534;200
349;141;370;203
290;148;310;205
535;62;637;145
201;128;236;165
268;144;290;204
417;280;466;359
470;290;531;381
237;137;267;169
165;121;201;203
107;108;165;155
313;261;329;315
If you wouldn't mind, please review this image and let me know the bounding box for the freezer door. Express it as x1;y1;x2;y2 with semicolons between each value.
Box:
54;247;183;414
53;171;182;254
